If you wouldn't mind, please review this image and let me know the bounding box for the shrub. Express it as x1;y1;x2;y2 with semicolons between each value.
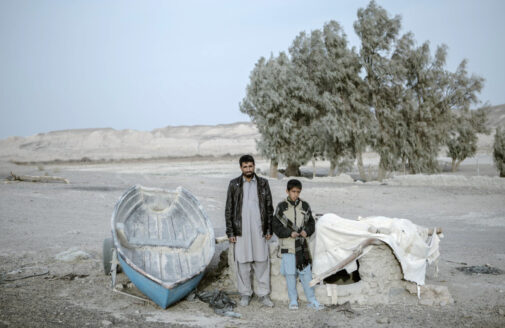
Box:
493;127;505;177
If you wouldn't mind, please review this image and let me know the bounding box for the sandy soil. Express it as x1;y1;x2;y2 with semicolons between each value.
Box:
1;157;505;327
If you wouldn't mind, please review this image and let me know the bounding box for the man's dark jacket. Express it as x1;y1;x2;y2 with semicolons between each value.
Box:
225;174;273;238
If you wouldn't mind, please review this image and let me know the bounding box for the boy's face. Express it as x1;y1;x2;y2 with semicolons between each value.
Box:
286;187;301;202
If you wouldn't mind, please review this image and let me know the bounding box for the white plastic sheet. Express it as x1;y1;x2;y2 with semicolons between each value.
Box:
311;214;442;285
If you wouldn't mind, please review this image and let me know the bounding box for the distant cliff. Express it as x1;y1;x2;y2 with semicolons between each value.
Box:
1;104;504;163
0;122;260;162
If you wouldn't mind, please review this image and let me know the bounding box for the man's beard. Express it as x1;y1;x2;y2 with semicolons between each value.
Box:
243;172;254;178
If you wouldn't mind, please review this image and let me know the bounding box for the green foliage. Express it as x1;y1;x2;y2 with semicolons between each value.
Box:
493;127;505;177
288;29;330;165
239;51;321;173
240;0;484;178
393;39;483;173
318;21;375;172
355;1;484;176
354;0;402;178
447;108;489;171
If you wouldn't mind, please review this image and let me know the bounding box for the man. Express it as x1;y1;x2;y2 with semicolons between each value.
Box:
225;154;274;307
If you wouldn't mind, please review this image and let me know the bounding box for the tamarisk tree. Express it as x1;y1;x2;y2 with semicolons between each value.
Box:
286;29;331;176
240;52;320;177
393;37;484;173
241;0;485;179
319;21;374;178
355;0;484;177
354;0;401;180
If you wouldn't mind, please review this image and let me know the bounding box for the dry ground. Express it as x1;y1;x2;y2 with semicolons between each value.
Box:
1;158;504;327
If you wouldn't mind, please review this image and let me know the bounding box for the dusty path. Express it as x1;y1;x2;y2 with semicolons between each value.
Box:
1;159;504;327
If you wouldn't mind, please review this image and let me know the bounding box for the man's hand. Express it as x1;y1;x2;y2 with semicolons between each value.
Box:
229;236;236;243
265;234;272;240
300;230;307;238
291;231;299;238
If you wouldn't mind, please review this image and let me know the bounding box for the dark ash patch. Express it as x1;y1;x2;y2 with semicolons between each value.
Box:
456;264;504;275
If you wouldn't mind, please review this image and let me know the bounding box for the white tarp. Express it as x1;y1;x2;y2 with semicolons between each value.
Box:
311;214;441;286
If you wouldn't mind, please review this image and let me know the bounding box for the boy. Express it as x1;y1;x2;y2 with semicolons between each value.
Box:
272;179;323;310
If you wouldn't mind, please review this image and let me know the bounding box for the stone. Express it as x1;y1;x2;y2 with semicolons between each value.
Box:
376;317;390;324
55;248;91;262
406;284;454;306
101;320;113;327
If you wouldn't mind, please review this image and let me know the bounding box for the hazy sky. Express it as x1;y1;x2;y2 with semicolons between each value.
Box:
1;0;504;139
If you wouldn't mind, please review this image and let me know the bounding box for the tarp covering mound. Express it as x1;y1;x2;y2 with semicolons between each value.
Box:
311;214;441;286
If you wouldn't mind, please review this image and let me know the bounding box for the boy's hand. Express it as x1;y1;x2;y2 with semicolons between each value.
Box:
300;230;307;238
291;231;299;238
229;237;236;243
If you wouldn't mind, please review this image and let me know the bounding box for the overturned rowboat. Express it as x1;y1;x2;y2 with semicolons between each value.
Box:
106;185;215;308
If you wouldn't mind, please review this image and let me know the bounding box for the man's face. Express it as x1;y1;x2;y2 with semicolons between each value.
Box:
240;161;255;178
286;187;301;202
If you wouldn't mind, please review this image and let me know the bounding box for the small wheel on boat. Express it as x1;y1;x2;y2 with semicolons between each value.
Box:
102;237;114;275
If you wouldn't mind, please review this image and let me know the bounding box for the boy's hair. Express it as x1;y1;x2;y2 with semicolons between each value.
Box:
239;154;255;166
287;179;302;191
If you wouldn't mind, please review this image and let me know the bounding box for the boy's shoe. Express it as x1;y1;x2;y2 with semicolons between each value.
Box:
239;295;250;306
258;295;274;307
307;301;324;311
288;302;299;310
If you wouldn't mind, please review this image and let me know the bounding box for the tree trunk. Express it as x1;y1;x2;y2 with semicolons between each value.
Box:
312;158;316;179
377;156;387;181
356;151;366;181
455;159;462;171
329;160;337;177
409;165;416;175
377;167;386;181
269;160;278;178
285;162;301;177
451;159;457;172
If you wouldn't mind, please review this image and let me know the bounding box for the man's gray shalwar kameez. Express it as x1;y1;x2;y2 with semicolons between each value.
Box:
234;176;270;297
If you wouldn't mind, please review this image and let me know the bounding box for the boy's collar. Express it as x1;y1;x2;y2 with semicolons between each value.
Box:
286;197;300;206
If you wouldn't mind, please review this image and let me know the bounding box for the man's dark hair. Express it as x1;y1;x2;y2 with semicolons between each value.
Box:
287;179;302;191
239;154;255;166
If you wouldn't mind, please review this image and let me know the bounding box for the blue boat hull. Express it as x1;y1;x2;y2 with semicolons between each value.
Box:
118;255;204;308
